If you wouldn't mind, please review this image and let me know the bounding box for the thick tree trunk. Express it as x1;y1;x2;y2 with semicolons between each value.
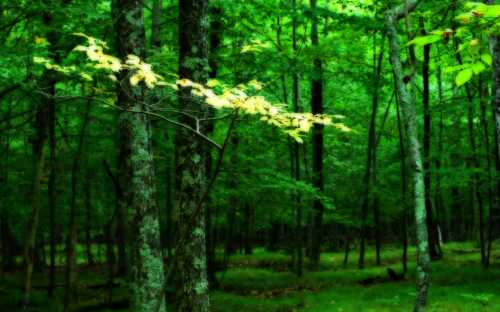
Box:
175;0;210;310
309;0;324;270
385;1;430;310
113;1;166;311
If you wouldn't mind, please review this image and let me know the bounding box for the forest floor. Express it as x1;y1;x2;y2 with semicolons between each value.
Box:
0;242;499;311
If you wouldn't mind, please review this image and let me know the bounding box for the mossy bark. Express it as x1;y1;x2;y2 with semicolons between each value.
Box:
175;0;210;311
385;1;430;311
113;1;166;311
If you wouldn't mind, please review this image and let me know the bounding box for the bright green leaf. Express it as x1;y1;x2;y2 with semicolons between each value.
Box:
456;68;473;87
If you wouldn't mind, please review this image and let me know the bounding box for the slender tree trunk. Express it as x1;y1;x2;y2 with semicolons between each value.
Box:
175;0;210;310
243;202;253;255
420;19;442;260
359;33;384;268
23;75;50;309
488;6;500;264
151;0;162;49
385;2;430;310
395;86;409;274
309;0;324;270
205;4;223;289
291;0;303;277
64;88;93;311
84;170;93;266
479;76;495;268
114;1;166;311
225;135;238;258
0;102;13;273
47;77;57;297
435;63;447;243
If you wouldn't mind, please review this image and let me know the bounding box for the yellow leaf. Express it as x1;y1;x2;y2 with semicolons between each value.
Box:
130;74;141;86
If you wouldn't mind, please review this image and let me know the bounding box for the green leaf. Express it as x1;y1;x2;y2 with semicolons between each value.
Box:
407;35;441;47
471;62;486;74
481;53;492;66
456;68;473;87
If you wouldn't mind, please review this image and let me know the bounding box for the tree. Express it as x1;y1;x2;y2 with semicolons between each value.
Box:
385;1;431;310
309;0;325;271
175;0;210;310
113;0;166;310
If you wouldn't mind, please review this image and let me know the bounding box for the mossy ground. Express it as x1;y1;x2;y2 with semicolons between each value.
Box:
1;242;498;311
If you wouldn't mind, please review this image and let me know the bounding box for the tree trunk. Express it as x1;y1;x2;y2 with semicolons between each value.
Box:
64;87;92;311
23;75;50;309
359;33;384;269
114;1;166;311
479;76;495;268
205;4;223;288
385;1;430;310
84;171;94;266
420;19;442;260
291;0;303;277
488;10;500;265
151;0;162;49
309;0;324;271
395;86;409;274
175;0;210;310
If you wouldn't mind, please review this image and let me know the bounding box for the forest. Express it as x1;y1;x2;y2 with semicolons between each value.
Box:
1;0;500;311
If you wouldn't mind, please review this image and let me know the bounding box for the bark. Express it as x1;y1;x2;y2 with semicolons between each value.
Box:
395;86;409;274
434;63;447;242
175;0;210;310
114;1;166;311
309;0;324;270
113;0;132;275
420;19;441;260
385;1;431;311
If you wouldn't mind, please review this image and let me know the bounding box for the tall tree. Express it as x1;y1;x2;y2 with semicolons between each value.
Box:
309;0;325;270
205;3;223;288
359;33;384;269
175;0;210;310
113;0;166;310
420;18;442;260
385;1;431;311
64;88;93;311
